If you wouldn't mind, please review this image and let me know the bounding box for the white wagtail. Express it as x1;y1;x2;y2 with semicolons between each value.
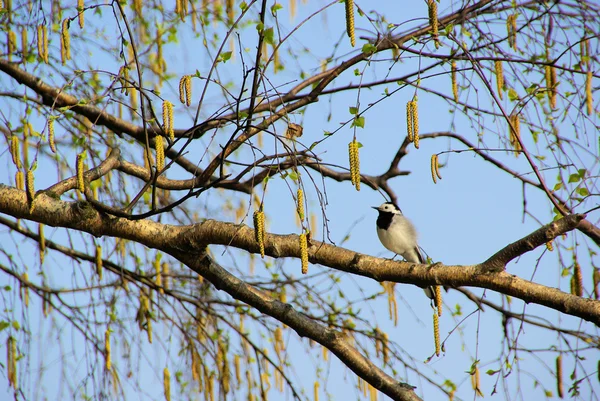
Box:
373;202;434;299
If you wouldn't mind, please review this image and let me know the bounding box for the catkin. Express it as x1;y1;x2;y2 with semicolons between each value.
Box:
296;189;305;220
164;367;171;401
573;262;583;297
406;101;414;142
300;232;308;274
7;336;17;388
76;151;86;193
556;355;563;398
434;285;443;316
26;168;34;203
22;273;29;307
48;119;56;153
105;329;111;371
433;312;440;356
348;140;360;190
344;0;355;47
179;75;192;107
78;0;85;28
471;365;483;397
586;71;593;116
546;240;553;251
61;19;71;64
428;0;439;47
253;208;266;258
96;245;103;280
509;114;521;153
411;99;419;148
507;14;517;50
593;269;600;299
495;60;504;100
16;171;24;191
21;27;27;59
430;154;442;184
155;253;163;294
10;135;21;169
314;381;320;401
382;333;389;365
7;29;16;60
155;135;165;170
39;224;45;264
550;66;557;108
451;61;458;102
162;100;174;141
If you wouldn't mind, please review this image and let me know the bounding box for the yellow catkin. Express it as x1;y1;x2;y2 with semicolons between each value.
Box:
509;114;521;153
164;367;171;401
155;135;165;171
433;312;440;356
428;0;438;48
162;101;174;141
77;0;85;28
48;119;56;153
314;381;319;401
593;269;600;299
15;171;24;191
296;189;305;220
300;232;309;274
179;75;186;105
406;101;414;142
96;245;103;280
155;253;163;294
556;355;563;398
382;333;389;365
495;60;504;100
7;336;17;388
61;19;71;64
76;151;86;193
39;224;45;264
471;365;483;397
26;168;34;203
573;262;583;297
162;262;170;290
507;14;517;51
451;61;458;101
411;99;419;148
546;240;553;251
22;273;29;307
20;27;27;59
253;209;266;258
550;66;557;109
234;354;241;384
348;140;360;190
7;29;16;61
105;329;111;371
344;0;355;47
430;154;438;184
10;135;21;169
586;71;593;116
434;285;443;316
41;24;48;63
226;0;234;25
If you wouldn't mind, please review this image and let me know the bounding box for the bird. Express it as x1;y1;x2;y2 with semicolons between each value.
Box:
372;201;434;299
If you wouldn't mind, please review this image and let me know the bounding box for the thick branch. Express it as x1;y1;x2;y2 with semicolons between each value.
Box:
0;185;598;328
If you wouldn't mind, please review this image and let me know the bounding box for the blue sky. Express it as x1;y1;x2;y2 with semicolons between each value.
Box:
1;0;599;400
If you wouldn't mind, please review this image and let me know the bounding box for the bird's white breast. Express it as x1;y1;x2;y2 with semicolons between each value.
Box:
376;215;419;260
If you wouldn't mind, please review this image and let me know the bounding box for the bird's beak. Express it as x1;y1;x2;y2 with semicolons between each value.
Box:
371;206;379;211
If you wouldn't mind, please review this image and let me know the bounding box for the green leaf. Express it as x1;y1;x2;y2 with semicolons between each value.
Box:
508;88;519;101
568;173;580;183
288;171;299;181
352;116;365;128
220;51;232;62
323;130;332;136
349;107;358;115
11;321;20;330
263;27;275;45
0;321;9;332
355;141;364;149
576;187;589;196
270;3;283;14
361;43;376;55
577;169;586;178
553;182;563;191
240;2;248;11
